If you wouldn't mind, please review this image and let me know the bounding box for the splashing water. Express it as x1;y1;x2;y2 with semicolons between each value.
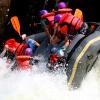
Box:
0;56;100;100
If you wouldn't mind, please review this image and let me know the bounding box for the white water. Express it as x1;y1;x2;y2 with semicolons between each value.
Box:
0;56;100;100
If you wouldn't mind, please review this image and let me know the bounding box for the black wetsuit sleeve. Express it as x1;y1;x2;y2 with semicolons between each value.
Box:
40;19;50;30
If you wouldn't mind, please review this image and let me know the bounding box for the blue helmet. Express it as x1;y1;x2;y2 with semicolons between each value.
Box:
51;47;58;53
27;39;36;52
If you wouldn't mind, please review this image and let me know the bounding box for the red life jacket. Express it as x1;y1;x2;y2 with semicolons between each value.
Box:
58;8;72;16
15;43;28;56
4;39;20;53
16;56;32;70
5;39;31;70
4;39;28;56
58;13;83;36
56;8;73;38
41;12;55;23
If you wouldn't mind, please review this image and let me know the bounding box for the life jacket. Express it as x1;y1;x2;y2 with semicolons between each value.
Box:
16;55;32;70
41;12;55;23
58;8;72;16
4;39;28;56
4;39;20;53
58;13;83;36
52;8;72;39
15;43;28;56
41;12;55;35
50;54;60;64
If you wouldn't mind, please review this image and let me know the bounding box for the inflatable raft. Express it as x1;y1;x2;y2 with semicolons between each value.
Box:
0;22;100;89
63;22;100;89
47;22;100;89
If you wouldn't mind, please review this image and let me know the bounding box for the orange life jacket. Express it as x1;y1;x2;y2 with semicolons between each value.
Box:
58;13;83;36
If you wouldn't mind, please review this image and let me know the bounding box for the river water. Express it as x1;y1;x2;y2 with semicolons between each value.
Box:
0;56;100;100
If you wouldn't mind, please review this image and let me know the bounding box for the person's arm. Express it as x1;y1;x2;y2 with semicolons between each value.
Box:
40;19;51;38
64;36;70;47
50;23;60;45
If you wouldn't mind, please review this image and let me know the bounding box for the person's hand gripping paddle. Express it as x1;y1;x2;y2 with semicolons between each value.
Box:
10;16;26;40
10;16;40;46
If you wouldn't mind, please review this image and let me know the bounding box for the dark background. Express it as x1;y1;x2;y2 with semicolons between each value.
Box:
0;0;100;51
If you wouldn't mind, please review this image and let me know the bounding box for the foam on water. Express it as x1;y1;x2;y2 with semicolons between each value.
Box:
0;56;100;100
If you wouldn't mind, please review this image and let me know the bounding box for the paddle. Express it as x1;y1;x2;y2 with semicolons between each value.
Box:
10;16;21;36
10;16;40;47
74;9;83;21
0;48;7;58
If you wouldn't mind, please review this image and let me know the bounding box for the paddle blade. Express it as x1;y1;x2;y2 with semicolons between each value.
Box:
10;16;20;35
74;9;83;21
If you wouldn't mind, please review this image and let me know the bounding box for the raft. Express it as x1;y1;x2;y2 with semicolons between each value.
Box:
65;23;100;89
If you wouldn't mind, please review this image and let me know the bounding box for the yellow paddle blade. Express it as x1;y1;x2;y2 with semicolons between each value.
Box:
10;16;20;35
74;9;83;21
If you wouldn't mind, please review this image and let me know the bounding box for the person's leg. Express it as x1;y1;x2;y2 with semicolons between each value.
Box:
27;32;47;43
27;32;50;56
34;36;49;55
